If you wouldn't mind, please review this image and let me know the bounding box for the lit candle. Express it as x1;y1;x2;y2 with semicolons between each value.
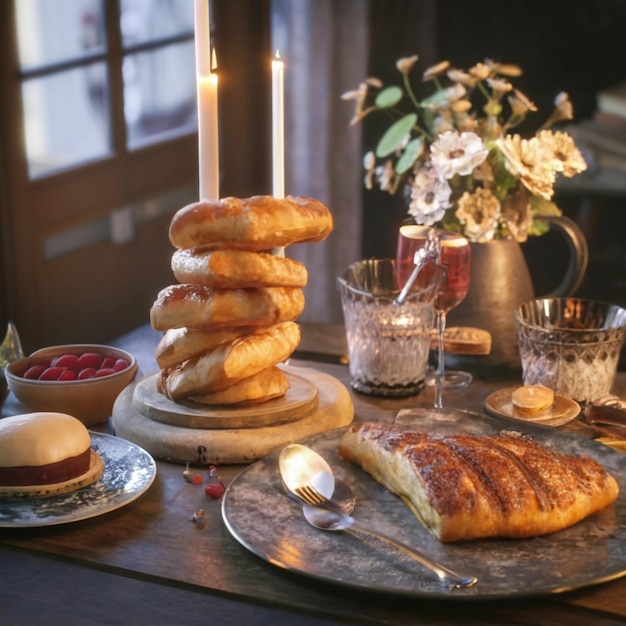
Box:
272;50;285;257
194;0;219;201
272;50;285;199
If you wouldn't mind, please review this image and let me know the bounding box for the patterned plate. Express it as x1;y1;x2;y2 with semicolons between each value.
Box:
0;432;156;527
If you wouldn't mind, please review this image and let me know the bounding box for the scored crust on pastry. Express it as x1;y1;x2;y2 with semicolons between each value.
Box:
339;422;619;542
160;321;301;399
168;195;333;250
171;248;308;289
150;284;305;331
189;365;289;405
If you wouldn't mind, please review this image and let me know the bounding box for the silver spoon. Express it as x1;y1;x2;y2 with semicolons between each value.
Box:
278;444;477;589
395;248;430;305
395;229;441;305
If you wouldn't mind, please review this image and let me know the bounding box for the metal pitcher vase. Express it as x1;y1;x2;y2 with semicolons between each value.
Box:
446;215;588;374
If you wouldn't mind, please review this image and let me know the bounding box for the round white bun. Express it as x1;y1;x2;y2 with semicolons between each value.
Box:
0;412;91;467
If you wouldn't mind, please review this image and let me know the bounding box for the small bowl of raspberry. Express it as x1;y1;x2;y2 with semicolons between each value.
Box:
5;344;138;426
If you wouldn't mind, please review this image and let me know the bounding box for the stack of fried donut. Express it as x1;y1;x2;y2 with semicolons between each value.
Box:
149;195;333;405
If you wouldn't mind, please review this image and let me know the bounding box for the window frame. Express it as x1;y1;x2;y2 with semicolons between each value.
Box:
0;1;199;346
0;0;271;348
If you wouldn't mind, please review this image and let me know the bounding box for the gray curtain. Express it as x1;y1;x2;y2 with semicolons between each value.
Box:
272;0;368;324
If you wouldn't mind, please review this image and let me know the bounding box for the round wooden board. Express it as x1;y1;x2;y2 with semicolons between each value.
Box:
133;367;318;430
0;450;105;499
112;365;354;464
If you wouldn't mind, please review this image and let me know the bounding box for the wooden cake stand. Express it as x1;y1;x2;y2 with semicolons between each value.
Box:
112;364;354;464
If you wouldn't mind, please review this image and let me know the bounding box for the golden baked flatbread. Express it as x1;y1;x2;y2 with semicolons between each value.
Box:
168;195;333;250
171;248;308;289
150;285;305;331
156;325;261;370
160;322;301;399
190;366;289;405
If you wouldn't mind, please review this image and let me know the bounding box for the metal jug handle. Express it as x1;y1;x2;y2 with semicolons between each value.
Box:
537;215;589;297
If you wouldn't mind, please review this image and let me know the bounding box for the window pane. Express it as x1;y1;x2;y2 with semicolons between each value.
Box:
120;0;194;46
16;0;105;69
124;42;196;147
23;64;111;178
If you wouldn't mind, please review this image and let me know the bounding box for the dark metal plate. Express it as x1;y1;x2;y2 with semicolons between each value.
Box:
222;412;626;599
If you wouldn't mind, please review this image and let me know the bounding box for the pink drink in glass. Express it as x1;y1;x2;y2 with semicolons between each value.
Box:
397;225;470;312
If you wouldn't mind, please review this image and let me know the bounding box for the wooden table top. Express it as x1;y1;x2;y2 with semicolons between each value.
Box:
2;323;626;626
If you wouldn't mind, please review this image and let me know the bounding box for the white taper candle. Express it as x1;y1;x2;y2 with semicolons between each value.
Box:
194;0;219;201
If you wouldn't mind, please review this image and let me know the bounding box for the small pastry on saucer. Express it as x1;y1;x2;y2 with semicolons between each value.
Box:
0;412;104;497
511;385;554;417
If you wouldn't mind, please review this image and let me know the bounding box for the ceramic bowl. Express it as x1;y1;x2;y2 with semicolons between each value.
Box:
5;344;138;426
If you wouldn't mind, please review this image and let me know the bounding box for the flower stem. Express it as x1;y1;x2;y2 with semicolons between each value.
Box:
403;74;422;113
476;80;491;101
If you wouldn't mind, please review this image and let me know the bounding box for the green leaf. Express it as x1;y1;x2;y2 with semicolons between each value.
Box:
527;219;551;237
395;137;423;174
421;90;448;108
375;86;403;108
375;113;417;158
527;196;562;236
488;149;518;196
529;195;562;217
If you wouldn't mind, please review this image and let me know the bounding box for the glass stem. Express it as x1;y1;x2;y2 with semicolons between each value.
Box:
434;309;446;410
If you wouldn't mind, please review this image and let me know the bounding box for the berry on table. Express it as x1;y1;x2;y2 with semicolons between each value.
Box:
204;465;225;499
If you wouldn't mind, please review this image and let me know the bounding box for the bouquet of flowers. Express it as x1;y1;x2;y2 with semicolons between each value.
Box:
342;56;588;242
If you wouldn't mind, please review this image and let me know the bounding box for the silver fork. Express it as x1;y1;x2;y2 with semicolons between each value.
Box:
292;484;477;589
296;485;341;508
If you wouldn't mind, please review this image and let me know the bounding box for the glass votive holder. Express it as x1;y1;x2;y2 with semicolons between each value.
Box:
337;258;441;397
515;298;626;403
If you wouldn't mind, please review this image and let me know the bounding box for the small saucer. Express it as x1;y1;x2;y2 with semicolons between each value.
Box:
483;387;580;427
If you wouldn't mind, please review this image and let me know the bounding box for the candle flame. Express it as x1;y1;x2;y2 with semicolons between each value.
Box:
211;48;218;71
274;49;281;60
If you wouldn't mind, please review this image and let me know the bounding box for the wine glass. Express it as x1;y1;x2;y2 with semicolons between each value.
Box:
396;225;472;409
